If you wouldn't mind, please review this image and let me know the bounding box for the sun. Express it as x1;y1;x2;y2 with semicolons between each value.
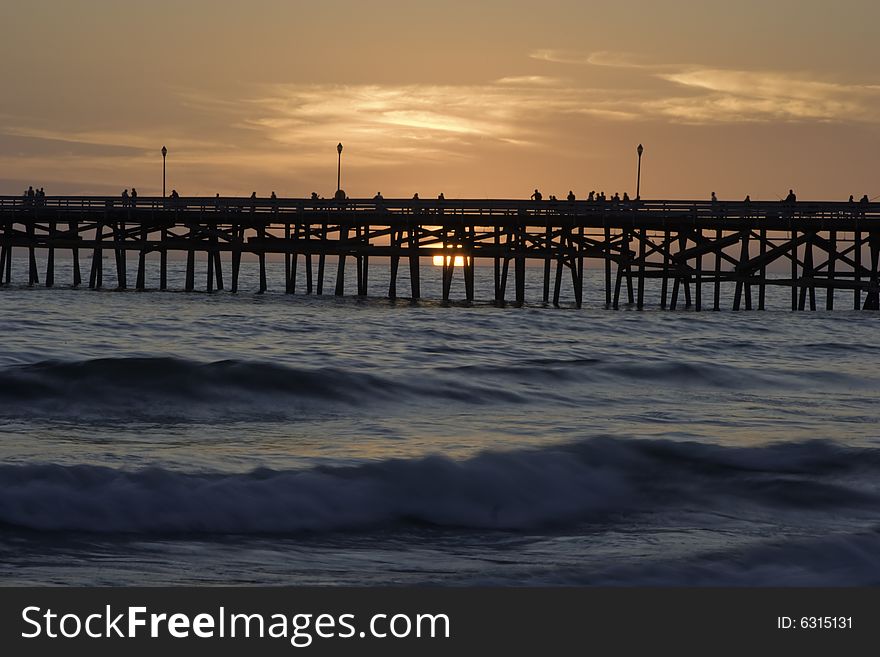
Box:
432;255;467;267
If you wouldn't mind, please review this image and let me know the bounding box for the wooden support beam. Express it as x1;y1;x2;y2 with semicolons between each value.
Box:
214;249;223;290
694;228;702;311
671;231;691;309
408;225;420;300
317;223;327;295
543;224;552;303
625;230;635;305
359;224;369;296
515;225;526;305
798;234;816;311
159;228;168;291
304;224;313;294
499;251;510;304
185;248;195;292
284;224;292;293
661;229;670;309
604;226;612;307
636;227;646;309
27;221;38;286
494;227;502;302
206;241;215;293
791;230;798;311
758;228;767;310
355;225;364;296
290;225;299;294
231;227;242;293
136;224;147;291
441;227;453;301
713;228;722;311
464;226;475;302
258;223;267;294
575;226;584;308
826;230;836;310
45;222;56;288
114;222;127;290
854;230;862;310
682;234;692;308
733;230;751;311
89;221;103;290
567;230;580;307
553;246;563;306
864;232;880;310
613;260;624;310
335;225;347;296
389;227;400;299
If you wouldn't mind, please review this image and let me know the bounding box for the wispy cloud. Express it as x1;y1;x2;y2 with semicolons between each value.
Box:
237;81;606;165
529;49;595;66
531;48;880;124
494;75;566;86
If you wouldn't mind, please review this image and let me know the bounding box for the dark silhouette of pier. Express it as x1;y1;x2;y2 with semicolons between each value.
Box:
1;195;878;310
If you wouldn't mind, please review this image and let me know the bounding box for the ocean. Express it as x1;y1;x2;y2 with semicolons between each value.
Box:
1;253;879;586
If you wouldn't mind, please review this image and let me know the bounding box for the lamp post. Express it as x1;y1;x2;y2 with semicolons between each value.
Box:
335;142;344;200
161;145;167;198
636;143;643;200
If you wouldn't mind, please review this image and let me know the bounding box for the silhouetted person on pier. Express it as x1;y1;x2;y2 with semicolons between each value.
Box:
860;194;870;205
311;192;319;200
373;192;383;200
121;189;129;207
27;186;35;204
438;192;445;200
412;193;420;200
623;192;630;202
744;195;751;203
567;190;575;201
130;188;137;205
849;195;855;203
170;189;179;199
785;189;797;203
531;189;542;201
711;191;718;203
214;193;221;210
270;191;277;200
588;191;595;201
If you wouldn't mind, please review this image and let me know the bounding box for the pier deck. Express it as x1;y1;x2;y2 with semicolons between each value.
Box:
1;196;878;310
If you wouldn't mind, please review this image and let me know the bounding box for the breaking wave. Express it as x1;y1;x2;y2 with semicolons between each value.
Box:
0;356;862;420
1;437;877;535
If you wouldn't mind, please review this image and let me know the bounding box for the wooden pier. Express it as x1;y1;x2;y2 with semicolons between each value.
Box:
1;195;879;310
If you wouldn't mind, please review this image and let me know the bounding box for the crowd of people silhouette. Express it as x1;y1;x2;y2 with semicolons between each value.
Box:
119;188;138;207
22;186;46;205
18;188;873;207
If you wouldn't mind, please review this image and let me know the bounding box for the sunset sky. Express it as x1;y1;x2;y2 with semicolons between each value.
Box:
2;0;879;200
